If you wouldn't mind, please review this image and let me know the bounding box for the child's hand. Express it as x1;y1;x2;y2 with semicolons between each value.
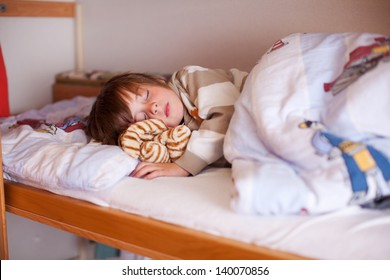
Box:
130;162;190;180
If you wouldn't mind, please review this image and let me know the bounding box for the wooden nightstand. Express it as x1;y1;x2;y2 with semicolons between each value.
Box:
52;70;119;102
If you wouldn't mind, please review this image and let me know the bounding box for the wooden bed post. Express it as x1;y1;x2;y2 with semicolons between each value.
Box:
0;131;9;260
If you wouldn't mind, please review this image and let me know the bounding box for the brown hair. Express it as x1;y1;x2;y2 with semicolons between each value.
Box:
86;72;170;145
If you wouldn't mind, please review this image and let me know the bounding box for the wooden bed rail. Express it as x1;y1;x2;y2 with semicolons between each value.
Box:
3;180;307;260
0;132;9;260
0;1;75;18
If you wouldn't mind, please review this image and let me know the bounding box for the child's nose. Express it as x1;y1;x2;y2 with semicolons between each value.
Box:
149;102;158;115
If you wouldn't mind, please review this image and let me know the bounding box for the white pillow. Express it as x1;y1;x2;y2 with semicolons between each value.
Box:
1;96;138;191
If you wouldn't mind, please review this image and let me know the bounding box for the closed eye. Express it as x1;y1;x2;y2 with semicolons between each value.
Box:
143;113;149;120
144;90;149;101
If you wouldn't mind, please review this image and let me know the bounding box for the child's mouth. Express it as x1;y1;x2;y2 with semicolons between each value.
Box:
165;103;170;117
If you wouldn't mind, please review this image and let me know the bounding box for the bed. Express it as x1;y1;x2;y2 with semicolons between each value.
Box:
1;58;390;260
0;99;306;260
1;95;389;260
0;69;307;260
1;3;390;261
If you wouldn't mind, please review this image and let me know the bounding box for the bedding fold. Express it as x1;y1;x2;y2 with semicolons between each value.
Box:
224;32;390;215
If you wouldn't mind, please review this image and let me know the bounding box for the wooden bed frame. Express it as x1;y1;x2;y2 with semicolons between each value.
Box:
0;178;307;260
0;1;307;260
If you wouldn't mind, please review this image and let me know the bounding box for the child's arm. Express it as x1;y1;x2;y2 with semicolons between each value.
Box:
131;162;190;180
170;66;248;176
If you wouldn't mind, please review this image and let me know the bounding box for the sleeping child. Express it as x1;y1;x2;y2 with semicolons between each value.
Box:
86;66;248;179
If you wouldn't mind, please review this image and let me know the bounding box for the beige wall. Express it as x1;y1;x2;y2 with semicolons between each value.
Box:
79;0;390;73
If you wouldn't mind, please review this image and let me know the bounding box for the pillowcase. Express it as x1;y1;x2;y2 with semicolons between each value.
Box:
1;96;138;191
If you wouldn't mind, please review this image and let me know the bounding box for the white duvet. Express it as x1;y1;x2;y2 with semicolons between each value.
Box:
224;33;390;215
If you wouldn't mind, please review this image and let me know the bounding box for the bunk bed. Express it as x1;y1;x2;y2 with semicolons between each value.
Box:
0;87;308;259
1;1;390;261
0;75;308;260
1;68;390;260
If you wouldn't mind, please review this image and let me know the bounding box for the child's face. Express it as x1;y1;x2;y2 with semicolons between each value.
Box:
127;85;184;127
